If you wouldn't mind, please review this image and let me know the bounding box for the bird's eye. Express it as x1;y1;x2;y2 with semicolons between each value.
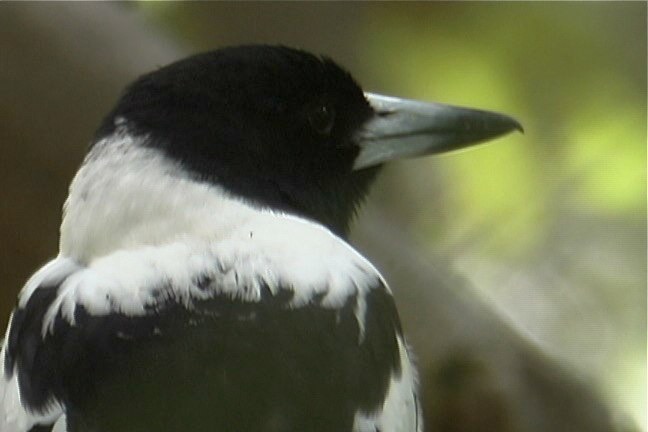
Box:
308;104;336;135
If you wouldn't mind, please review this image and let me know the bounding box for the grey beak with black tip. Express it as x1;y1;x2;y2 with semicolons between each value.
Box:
353;93;523;170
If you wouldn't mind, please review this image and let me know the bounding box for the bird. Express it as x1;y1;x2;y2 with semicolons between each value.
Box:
0;45;521;432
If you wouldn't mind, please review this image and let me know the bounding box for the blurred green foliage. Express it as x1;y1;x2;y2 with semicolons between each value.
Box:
360;3;645;254
136;2;646;428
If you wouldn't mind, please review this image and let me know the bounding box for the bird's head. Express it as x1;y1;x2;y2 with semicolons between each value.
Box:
92;45;521;237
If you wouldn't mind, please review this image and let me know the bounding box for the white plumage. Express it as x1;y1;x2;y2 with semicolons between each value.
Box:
1;133;421;432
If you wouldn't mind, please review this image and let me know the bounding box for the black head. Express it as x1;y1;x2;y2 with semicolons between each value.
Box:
96;45;378;237
95;45;522;238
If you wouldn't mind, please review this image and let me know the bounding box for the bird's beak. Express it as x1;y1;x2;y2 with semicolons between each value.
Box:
353;93;523;170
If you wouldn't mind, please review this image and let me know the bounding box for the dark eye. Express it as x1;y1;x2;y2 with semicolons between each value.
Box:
308;104;336;135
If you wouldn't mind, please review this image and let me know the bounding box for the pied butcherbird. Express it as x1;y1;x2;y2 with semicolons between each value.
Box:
1;45;521;432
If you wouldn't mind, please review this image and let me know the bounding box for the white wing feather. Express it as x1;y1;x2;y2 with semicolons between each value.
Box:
1;336;65;432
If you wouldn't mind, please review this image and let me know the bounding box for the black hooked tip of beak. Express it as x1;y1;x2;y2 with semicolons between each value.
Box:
354;93;523;170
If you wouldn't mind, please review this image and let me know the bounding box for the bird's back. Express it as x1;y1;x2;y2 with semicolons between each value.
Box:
2;210;419;432
64;283;399;431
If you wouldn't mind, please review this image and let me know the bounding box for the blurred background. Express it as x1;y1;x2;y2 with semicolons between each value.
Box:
0;2;645;431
